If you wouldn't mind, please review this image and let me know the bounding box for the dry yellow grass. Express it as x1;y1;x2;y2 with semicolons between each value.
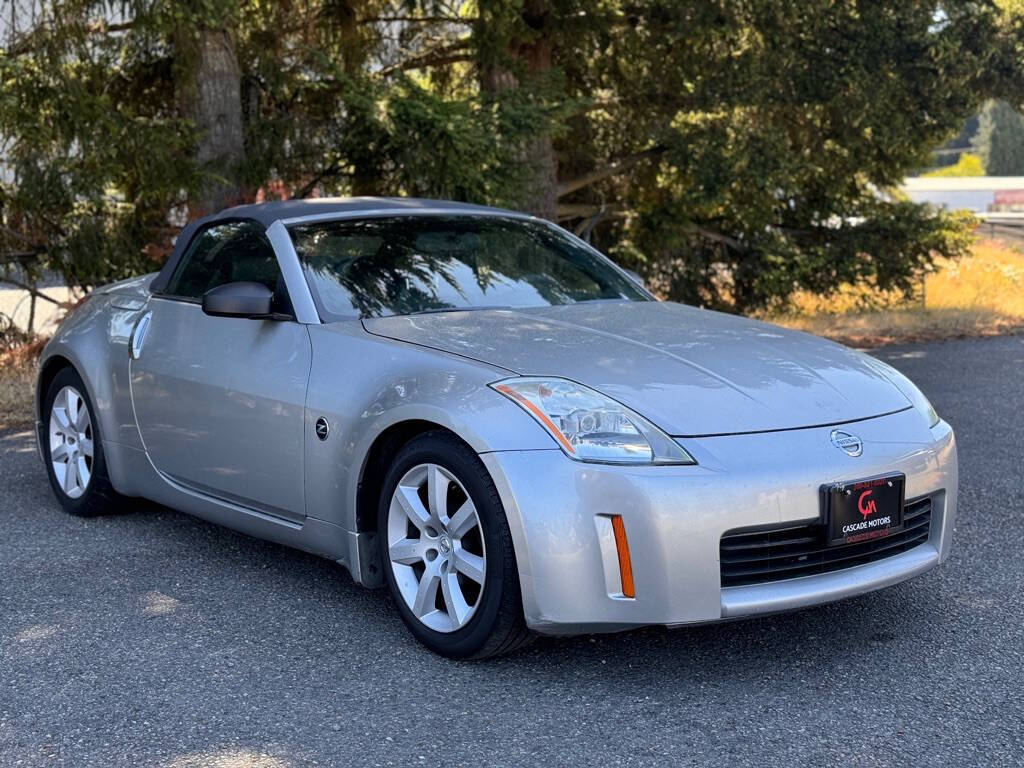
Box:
0;333;42;430
0;357;36;430
767;238;1024;347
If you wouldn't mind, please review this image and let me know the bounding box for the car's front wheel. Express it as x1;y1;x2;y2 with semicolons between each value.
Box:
41;366;125;517
378;431;532;659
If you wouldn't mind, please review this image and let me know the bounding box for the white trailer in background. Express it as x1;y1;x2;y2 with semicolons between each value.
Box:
901;177;1024;245
902;176;1024;213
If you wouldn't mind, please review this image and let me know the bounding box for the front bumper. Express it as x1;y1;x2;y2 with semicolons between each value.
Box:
481;408;957;635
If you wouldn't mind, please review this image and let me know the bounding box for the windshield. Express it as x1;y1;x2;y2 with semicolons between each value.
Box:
288;215;649;319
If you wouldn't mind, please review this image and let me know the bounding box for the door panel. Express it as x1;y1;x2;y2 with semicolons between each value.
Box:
130;298;311;521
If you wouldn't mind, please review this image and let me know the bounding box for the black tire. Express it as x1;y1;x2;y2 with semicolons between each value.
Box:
377;430;534;659
41;366;126;517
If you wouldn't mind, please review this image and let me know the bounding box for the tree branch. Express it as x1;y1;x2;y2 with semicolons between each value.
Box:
359;16;476;25
0;276;64;306
7;20;135;57
88;20;135;34
556;146;666;198
379;39;474;75
293;163;344;199
0;250;44;267
693;227;747;252
556;203;625;221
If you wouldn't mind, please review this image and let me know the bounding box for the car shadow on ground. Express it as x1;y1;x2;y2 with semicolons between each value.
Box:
0;426;38;453
97;496;954;718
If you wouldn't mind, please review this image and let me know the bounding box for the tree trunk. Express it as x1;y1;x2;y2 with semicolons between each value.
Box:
520;21;557;222
479;0;557;221
176;27;246;216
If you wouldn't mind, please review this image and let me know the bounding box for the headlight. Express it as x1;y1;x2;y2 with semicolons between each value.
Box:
490;377;696;465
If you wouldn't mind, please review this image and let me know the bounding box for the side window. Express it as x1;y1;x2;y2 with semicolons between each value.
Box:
166;221;285;303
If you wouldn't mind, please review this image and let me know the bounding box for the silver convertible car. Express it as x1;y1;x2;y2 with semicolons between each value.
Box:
36;198;958;658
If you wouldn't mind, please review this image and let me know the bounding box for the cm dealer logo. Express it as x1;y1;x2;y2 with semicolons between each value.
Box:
858;488;878;519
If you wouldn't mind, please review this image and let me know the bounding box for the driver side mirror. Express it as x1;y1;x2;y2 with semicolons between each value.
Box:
202;282;276;319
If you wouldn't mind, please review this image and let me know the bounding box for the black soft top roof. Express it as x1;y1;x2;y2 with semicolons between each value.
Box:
193;196;509;228
151;197;521;294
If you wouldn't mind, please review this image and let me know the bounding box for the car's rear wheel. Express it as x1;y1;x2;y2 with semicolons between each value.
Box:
42;367;125;517
378;431;533;659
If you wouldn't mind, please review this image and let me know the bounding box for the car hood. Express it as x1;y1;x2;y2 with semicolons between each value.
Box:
362;301;911;436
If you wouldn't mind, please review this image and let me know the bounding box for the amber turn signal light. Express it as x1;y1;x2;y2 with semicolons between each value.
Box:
610;515;635;598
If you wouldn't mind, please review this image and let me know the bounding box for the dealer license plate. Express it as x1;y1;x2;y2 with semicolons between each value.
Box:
824;473;905;546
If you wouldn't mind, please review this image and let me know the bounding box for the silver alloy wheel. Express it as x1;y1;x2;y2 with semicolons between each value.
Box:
48;385;94;499
386;463;487;633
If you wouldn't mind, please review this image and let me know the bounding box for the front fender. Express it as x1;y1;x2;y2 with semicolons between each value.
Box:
36;292;148;491
303;322;557;535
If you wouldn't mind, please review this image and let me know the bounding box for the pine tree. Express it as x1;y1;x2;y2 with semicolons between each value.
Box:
975;100;1024;176
3;1;1024;312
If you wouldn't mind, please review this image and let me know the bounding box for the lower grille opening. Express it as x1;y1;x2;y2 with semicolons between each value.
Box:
720;496;933;588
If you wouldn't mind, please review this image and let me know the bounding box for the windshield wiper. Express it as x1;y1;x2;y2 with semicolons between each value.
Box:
407;305;512;316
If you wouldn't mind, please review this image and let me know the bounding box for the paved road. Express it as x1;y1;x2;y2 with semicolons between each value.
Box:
2;336;1023;767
